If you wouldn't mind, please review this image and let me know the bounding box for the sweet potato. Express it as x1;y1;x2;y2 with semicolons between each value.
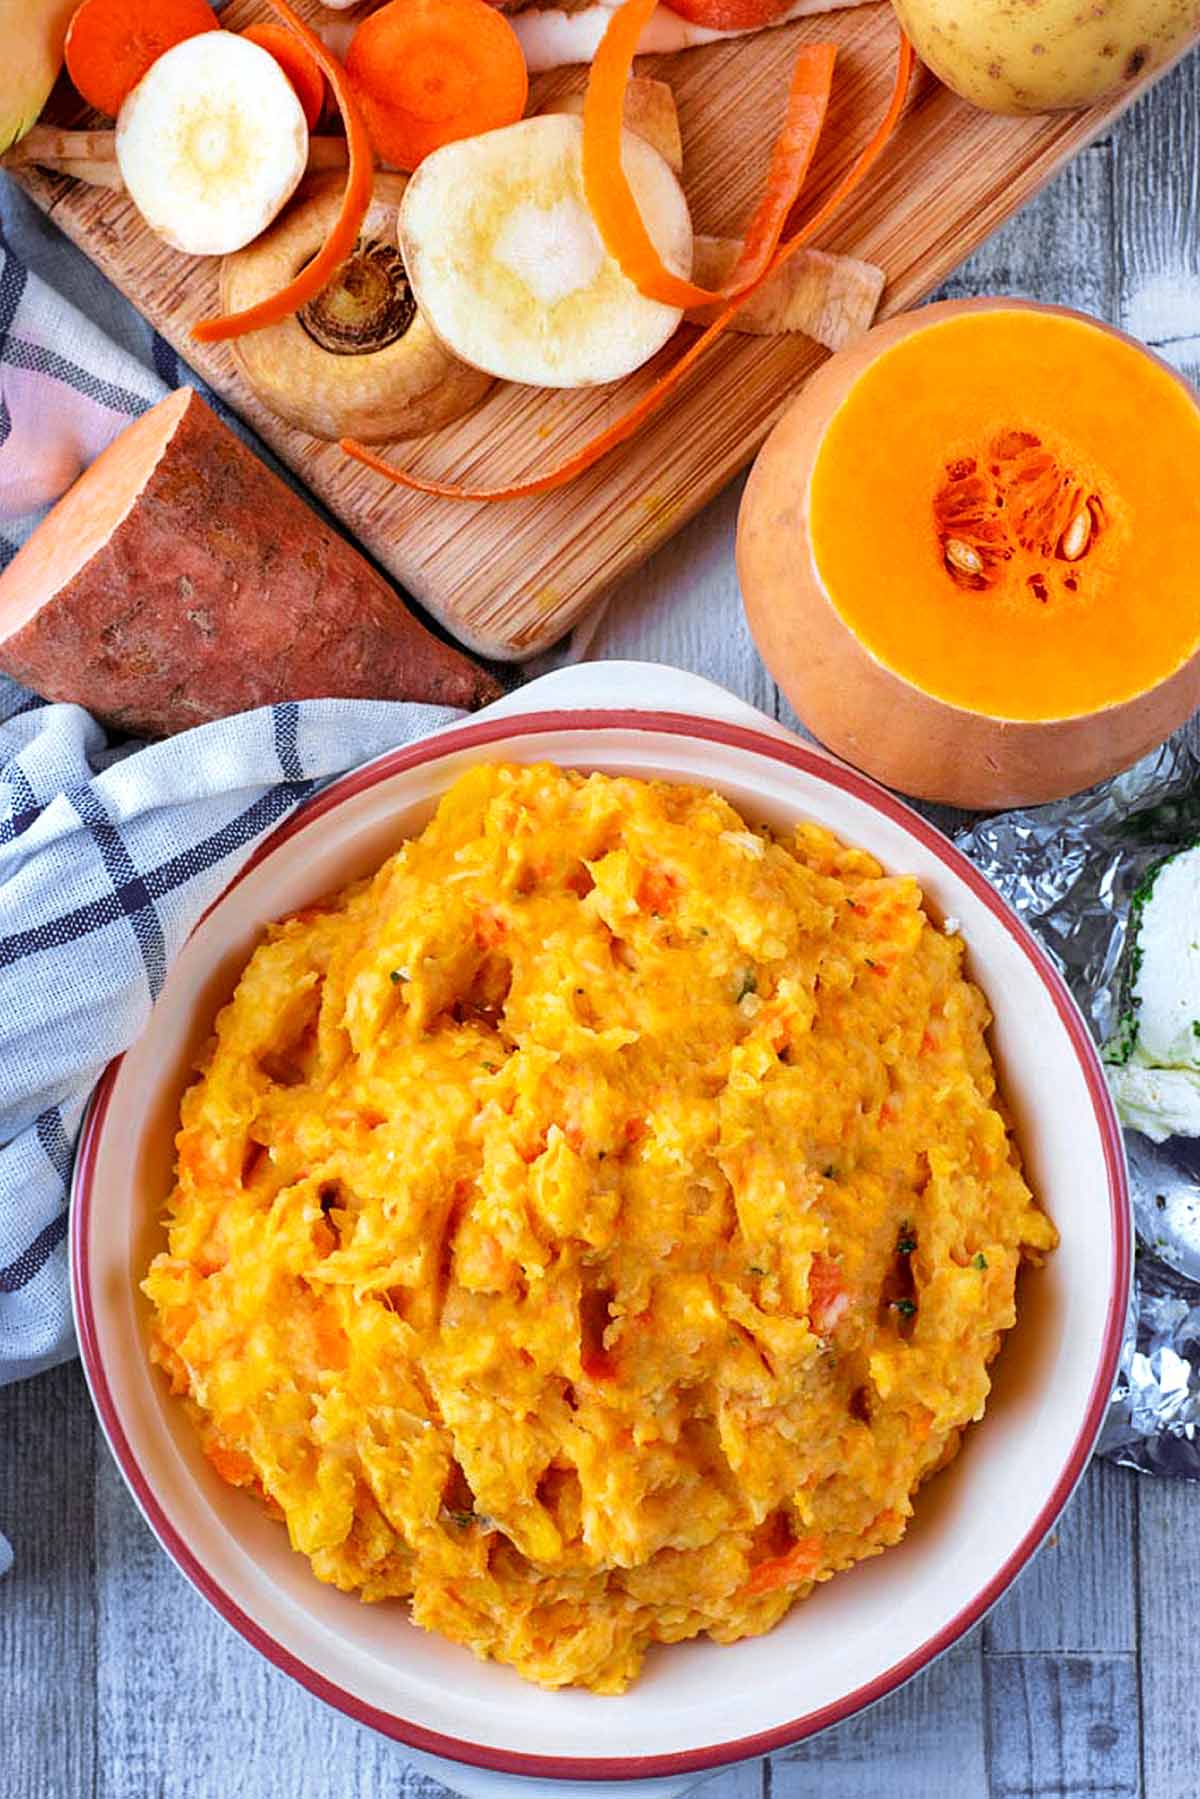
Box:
0;387;499;733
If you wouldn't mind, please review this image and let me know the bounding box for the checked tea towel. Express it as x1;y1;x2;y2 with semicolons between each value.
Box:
0;183;478;1583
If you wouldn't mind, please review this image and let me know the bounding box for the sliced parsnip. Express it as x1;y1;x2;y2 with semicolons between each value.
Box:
220;174;494;442
399;113;693;389
687;235;885;348
116;34;309;257
543;76;683;176
5;126;352;189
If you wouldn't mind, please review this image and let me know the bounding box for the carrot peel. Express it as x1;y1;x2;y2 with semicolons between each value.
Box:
241;22;326;133
191;0;373;344
582;0;835;310
339;28;915;502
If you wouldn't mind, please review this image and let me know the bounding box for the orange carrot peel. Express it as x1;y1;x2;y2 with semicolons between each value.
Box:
339;27;915;502
191;0;373;344
583;0;835;309
241;21;327;133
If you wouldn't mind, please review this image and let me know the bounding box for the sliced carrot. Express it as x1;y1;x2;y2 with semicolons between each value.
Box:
192;0;372;344
312;1310;349;1370
64;0;217;118
241;22;325;132
744;1534;823;1595
339;29;915;501
344;0;528;173
472;907;508;949
808;1252;848;1333
582;0;835;310
205;1441;256;1488
666;0;794;23
637;868;678;912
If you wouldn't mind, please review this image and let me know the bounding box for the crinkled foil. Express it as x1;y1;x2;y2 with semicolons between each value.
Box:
954;721;1200;1477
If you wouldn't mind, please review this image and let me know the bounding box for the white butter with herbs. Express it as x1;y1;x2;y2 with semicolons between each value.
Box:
1106;842;1200;1141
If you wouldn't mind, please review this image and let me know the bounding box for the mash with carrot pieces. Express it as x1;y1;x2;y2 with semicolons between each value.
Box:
144;762;1056;1692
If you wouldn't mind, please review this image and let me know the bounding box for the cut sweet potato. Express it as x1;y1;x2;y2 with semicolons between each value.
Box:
542;76;683;175
687;235;884;346
0;388;498;734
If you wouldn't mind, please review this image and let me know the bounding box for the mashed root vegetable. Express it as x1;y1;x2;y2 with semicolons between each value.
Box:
144;763;1056;1692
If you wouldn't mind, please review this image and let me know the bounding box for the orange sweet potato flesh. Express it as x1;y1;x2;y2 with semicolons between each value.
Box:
0;389;499;734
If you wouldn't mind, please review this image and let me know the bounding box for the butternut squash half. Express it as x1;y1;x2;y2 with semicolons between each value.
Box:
737;298;1200;807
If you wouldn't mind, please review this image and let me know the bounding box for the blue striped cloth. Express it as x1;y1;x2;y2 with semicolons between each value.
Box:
0;181;468;1425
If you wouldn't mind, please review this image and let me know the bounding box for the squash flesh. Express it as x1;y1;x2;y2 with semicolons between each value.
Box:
807;308;1200;723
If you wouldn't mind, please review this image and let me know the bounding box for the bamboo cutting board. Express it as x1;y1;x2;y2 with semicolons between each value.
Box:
8;1;1183;659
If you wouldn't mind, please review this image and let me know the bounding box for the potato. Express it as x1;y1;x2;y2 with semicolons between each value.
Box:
890;0;1198;113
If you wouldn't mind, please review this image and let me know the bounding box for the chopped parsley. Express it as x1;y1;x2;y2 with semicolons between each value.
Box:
389;968;407;985
973;1252;988;1270
892;1298;917;1317
735;969;758;1002
482;1061;498;1073
445;1508;476;1528
896;1227;917;1255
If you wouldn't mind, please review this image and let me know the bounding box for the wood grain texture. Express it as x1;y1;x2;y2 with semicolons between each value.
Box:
985;1654;1140;1799
771;1640;986;1798
0;1360;96;1799
1111;55;1200;385
1135;1474;1200;1799
983;1461;1137;1656
8;3;1195;660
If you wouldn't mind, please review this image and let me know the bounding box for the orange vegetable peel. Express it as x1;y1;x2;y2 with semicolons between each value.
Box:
339;29;915;502
582;0;835;310
191;0;373;344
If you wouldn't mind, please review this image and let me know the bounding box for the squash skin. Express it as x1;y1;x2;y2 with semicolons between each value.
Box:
736;297;1200;810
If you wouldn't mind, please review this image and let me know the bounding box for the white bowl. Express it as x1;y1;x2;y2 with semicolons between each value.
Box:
71;664;1129;1787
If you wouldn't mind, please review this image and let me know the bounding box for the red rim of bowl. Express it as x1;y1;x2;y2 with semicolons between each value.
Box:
71;709;1131;1782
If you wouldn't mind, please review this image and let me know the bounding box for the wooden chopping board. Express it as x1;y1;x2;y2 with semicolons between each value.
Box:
8;1;1186;660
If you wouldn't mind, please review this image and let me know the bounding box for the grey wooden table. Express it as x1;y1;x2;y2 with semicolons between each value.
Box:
4;52;1200;1799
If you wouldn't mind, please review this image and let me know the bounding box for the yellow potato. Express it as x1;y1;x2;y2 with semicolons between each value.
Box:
891;0;1198;113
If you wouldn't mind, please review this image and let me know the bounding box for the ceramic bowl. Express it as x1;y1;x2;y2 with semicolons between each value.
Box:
71;664;1129;1788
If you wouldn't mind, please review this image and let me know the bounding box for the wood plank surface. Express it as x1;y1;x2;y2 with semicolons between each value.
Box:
8;1;1195;660
985;1654;1141;1799
6;59;1200;1795
1135;1475;1200;1799
983;1461;1137;1657
772;1640;987;1798
0;1361;97;1799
